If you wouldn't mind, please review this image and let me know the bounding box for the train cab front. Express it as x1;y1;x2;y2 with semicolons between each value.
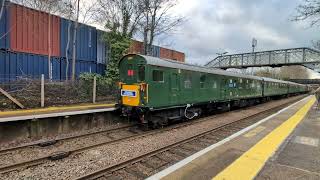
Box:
118;54;149;124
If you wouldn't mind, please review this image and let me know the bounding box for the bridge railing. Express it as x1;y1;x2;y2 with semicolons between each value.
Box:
206;48;320;69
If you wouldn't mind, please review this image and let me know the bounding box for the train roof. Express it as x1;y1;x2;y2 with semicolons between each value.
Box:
262;77;304;86
128;54;262;80
122;54;306;86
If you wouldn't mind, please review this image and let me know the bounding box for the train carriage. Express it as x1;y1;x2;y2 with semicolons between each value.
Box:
118;54;308;127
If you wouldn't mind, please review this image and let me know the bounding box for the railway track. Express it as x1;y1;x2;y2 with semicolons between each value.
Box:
0;124;137;155
75;96;306;180
0;95;305;175
0;124;141;173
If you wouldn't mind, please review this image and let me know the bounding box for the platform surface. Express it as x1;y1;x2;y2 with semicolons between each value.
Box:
0;103;116;122
147;96;319;180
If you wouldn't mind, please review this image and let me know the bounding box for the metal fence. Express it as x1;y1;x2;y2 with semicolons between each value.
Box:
0;75;118;110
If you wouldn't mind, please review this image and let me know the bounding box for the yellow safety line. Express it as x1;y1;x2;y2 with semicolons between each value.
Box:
213;97;316;180
0;103;115;117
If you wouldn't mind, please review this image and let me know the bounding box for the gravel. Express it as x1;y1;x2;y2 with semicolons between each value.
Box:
0;122;132;167
0;96;305;180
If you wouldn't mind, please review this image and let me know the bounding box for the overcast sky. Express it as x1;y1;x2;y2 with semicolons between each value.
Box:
156;0;320;65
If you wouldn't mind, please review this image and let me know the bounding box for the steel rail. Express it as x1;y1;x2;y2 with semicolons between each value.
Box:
75;96;305;180
0;95;305;174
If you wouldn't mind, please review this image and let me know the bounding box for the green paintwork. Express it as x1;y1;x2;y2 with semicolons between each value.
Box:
119;55;306;109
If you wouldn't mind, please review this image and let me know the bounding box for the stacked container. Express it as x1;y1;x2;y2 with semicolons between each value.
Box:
97;30;108;65
0;49;61;80
160;47;185;62
0;0;9;50
0;2;107;81
127;40;185;62
10;3;60;56
0;1;185;82
128;40;144;54
60;18;97;61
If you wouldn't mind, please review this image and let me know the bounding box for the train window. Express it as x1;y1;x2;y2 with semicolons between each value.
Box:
200;74;206;88
213;81;217;89
138;66;145;81
240;79;243;83
251;81;255;88
152;70;164;82
184;81;191;88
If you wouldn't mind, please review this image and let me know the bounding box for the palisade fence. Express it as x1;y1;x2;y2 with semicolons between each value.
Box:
0;74;118;110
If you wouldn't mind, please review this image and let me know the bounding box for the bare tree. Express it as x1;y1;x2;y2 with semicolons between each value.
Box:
254;68;281;79
279;66;310;80
0;0;5;21
312;40;320;50
95;0;143;37
70;0;80;81
293;0;320;27
139;0;184;55
10;0;70;14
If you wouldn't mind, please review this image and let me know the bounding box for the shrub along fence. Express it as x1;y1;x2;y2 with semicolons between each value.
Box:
0;74;117;110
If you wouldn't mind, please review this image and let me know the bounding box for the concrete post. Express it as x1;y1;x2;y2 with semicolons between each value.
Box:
41;74;45;107
93;76;96;103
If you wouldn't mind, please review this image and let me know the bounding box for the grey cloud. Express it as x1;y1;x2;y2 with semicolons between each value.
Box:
162;0;320;65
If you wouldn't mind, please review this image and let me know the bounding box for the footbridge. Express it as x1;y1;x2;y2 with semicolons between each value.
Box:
205;47;320;72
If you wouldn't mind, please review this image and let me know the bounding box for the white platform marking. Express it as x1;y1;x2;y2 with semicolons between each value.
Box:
293;136;319;147
146;96;310;180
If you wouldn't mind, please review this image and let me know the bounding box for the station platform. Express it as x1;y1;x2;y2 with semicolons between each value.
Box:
0;103;116;123
147;96;320;180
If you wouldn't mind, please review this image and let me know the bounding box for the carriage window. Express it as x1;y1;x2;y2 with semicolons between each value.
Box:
184;74;192;89
229;79;234;88
152;70;164;82
251;81;255;88
240;79;243;83
213;81;217;89
138;66;145;81
200;74;206;89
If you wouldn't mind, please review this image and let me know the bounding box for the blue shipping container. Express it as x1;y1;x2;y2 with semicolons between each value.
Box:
0;50;62;81
8;51;49;80
60;18;97;61
151;45;160;57
96;64;106;75
51;57;61;80
61;58;103;80
0;0;10;49
97;30;107;64
60;58;71;80
0;50;7;80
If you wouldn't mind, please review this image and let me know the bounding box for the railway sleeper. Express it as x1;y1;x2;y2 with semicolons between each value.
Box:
38;140;58;147
125;167;148;179
49;151;71;160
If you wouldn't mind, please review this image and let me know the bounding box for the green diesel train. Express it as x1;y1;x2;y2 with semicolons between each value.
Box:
118;54;309;127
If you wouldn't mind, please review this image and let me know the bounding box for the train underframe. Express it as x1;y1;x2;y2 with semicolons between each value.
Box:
121;92;305;129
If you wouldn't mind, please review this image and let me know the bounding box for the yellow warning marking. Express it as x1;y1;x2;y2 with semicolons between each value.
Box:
243;126;266;138
0;103;115;117
122;84;140;106
213;97;315;180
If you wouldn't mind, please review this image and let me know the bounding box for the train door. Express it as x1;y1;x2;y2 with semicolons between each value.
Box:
221;78;227;100
170;73;180;105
